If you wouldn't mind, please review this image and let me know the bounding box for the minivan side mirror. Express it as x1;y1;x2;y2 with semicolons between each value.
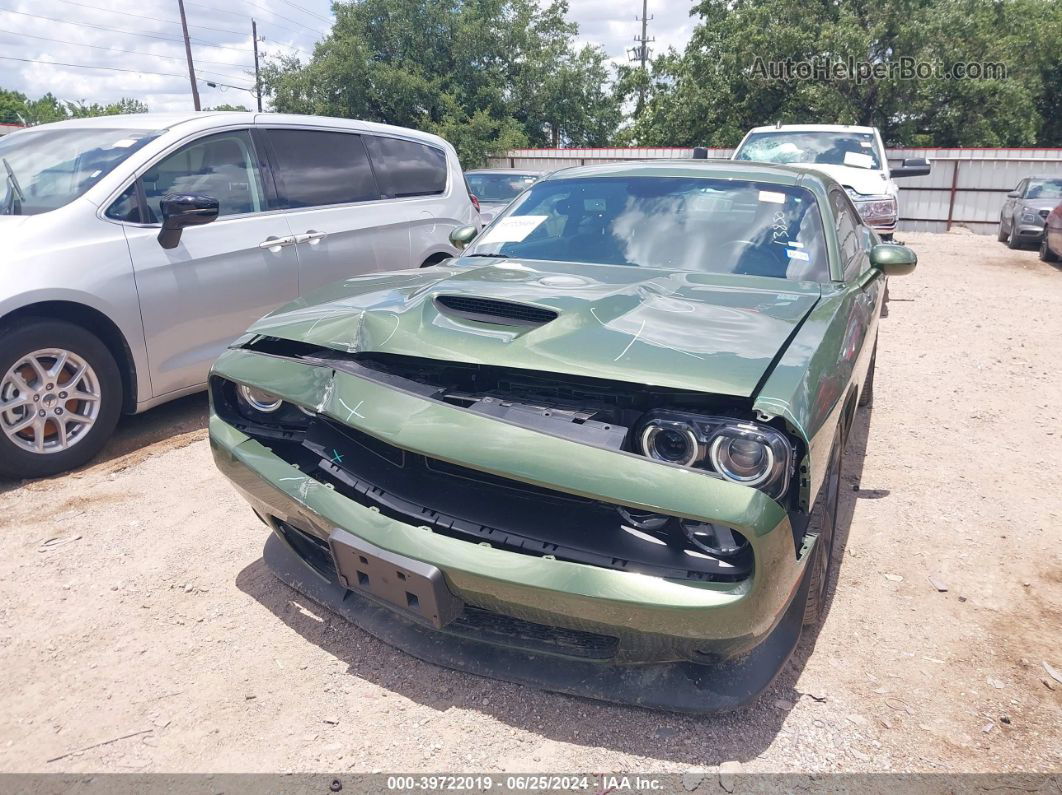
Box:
891;157;931;179
158;193;220;249
870;243;917;276
449;225;478;250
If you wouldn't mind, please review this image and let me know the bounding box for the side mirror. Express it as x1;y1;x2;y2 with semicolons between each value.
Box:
891;157;931;178
157;193;219;249
870;243;917;276
1006;190;1021;198
449;225;478;250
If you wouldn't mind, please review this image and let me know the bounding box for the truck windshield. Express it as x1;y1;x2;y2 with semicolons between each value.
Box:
0;127;160;216
735;131;882;170
464;176;829;282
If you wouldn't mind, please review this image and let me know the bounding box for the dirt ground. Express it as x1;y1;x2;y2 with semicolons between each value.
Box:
0;230;1059;776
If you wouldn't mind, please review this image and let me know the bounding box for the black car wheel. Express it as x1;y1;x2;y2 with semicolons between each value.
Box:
1007;216;1024;249
0;319;123;480
997;219;1008;243
803;430;843;627
1041;235;1059;263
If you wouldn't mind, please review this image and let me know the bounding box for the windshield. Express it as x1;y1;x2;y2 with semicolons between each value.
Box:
1026;179;1062;200
0;127;160;216
465;172;538;202
464;176;829;281
735;131;882;170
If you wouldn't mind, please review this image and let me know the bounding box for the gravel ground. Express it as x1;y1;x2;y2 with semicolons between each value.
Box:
0;231;1059;776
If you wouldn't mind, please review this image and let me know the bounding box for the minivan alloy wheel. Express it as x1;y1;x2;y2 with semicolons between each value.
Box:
0;348;102;454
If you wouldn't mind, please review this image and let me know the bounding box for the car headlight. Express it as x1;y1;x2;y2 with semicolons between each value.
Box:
846;190;897;224
635;412;794;499
1020;210;1042;225
237;384;283;412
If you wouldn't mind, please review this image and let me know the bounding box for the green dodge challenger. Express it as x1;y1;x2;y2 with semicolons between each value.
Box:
208;161;916;712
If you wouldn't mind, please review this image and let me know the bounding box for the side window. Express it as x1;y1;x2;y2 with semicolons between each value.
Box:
1017;179;1028;198
830;189;867;280
364;136;447;198
266;129;378;208
105;182;141;223
140;130;264;222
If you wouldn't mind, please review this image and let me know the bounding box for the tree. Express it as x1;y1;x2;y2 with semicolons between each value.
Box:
205;104;251;112
0;90;148;125
260;0;623;165
626;0;1062;147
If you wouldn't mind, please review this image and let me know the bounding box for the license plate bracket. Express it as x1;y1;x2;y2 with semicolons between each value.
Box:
328;529;463;629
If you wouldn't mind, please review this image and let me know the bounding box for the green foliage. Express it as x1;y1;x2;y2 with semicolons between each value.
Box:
626;0;1062;147
260;0;623;166
0;91;148;126
205;104;251;112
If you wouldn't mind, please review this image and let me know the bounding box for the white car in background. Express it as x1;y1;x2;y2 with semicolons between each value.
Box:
732;124;930;239
0;112;477;479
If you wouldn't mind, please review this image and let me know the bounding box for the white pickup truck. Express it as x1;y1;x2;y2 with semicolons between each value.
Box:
732;124;930;240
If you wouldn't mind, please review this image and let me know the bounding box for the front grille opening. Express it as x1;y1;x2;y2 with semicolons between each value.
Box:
275;519;336;580
434;295;559;327
450;606;618;659
297;418;752;583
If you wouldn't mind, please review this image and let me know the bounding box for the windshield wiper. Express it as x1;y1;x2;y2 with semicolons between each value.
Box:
464;252;510;259
3;158;25;203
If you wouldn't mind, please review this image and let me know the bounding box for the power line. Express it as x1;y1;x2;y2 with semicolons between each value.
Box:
184;0;328;37
46;0;249;37
0;54;254;90
0;7;252;55
0;27;253;78
275;0;332;26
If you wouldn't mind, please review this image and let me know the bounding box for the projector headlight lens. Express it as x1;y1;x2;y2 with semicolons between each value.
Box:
237;384;283;413
639;422;701;467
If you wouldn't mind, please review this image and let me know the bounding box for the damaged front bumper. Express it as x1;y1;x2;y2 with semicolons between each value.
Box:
209;348;815;712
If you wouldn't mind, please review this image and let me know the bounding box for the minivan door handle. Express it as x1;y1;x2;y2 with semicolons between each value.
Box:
297;229;328;245
258;235;296;251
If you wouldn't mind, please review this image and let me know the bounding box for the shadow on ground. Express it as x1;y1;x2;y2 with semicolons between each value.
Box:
235;406;877;765
0;392;208;495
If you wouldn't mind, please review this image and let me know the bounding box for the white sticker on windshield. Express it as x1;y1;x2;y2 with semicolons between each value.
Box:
787;240;805;248
758;191;785;204
786;249;810;261
110;138;138;148
860;141;874;147
843;151;875;169
478;215;548;244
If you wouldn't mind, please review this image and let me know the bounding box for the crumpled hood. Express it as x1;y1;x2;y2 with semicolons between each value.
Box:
247;259;822;398
793;163;892;196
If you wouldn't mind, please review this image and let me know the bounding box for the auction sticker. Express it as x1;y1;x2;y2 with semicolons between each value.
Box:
478;215;548;245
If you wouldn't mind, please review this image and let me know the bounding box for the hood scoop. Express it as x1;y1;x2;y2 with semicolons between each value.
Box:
433;295;559;327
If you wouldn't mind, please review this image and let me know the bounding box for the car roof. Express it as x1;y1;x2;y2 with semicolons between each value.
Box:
465;169;541;175
13;112;451;149
540;159;827;188
745;124;878;135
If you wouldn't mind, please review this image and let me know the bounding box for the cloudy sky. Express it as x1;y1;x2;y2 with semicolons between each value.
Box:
0;0;696;116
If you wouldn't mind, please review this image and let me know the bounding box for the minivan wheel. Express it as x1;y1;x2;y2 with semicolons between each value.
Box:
0;319;122;480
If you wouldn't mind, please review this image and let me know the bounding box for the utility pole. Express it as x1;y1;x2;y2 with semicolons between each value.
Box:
252;19;262;112
627;0;654;117
176;0;201;111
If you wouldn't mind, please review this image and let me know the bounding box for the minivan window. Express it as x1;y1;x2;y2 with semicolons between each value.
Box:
267;129;378;208
105;182;141;223
0;127;159;216
141;130;265;221
364;135;447;198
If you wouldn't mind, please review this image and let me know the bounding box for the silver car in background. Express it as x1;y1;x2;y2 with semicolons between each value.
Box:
997;176;1062;249
0;112;477;479
464;169;540;223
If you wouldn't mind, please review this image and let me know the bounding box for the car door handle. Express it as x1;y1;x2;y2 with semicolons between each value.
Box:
258;235;296;250
296;230;328;245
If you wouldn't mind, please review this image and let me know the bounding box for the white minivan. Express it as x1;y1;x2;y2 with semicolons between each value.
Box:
732;124;930;239
0;112;478;478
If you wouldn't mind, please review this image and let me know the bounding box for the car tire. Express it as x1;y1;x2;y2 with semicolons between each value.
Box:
1040;235;1059;263
858;340;876;408
0;319;123;480
802;430;842;627
997;220;1008;243
1007;217;1024;249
